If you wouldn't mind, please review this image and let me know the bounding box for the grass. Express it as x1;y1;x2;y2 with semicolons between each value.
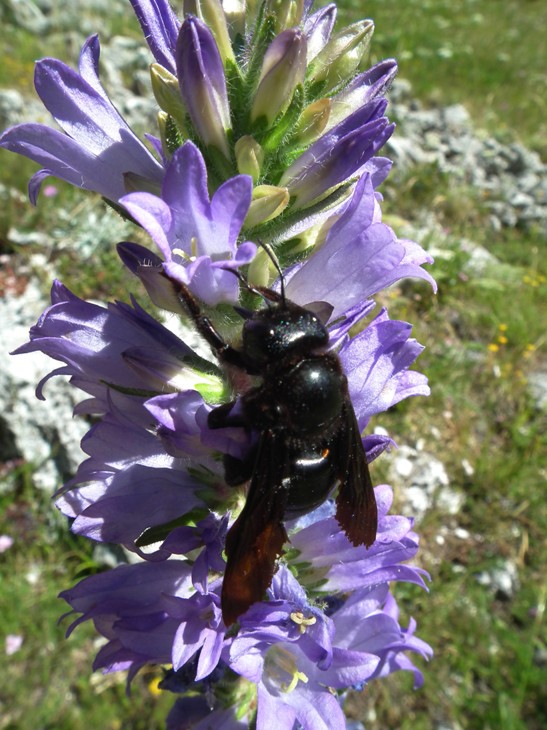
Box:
349;0;547;156
1;1;546;729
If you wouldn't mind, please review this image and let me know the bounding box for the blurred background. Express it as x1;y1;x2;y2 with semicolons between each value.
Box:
0;0;545;728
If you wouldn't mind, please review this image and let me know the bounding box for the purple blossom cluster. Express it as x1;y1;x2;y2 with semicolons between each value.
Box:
3;1;436;728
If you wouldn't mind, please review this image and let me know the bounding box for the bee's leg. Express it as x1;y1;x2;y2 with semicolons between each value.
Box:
170;278;252;370
208;401;257;486
207;401;245;427
222;448;258;487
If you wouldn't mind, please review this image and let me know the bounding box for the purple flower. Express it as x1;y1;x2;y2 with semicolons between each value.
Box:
278;100;394;208
339;309;431;430
223;565;428;730
285;173;436;319
60;560;195;677
120;142;256;305
289;485;430;593
0;36;163;203
20;264;432;729
9;2;436;726
167;698;250;730
12;279;212;401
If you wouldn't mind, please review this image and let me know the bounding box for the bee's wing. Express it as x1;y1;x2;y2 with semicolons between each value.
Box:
335;401;378;548
221;428;289;626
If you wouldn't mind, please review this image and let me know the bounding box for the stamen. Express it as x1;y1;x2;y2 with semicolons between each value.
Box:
172;238;199;263
265;646;309;693
290;611;317;634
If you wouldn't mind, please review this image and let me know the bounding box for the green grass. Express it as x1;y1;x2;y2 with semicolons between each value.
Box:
350;0;547;156
1;1;546;729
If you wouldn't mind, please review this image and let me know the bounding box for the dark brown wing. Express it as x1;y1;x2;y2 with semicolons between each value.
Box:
221;428;289;626
335;401;378;548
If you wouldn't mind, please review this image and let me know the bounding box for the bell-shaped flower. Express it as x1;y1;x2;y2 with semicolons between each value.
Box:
290;485;430;594
278;99;394;209
120;142;256;305
12;280;208;400
339;309;431;429
0;36;164;204
285;173;435;319
60;560;195;677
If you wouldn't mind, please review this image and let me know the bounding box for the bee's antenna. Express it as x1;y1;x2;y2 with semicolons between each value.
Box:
259;241;286;303
223;266;264;299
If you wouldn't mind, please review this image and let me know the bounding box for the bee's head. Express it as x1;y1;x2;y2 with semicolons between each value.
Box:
242;300;329;366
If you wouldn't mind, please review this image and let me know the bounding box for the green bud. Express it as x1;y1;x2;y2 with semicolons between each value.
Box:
227;0;256;37
251;29;307;127
245;185;290;228
295;98;332;145
150;64;188;131
234;135;264;182
265;0;305;33
309;19;374;93
183;0;235;64
247;245;280;289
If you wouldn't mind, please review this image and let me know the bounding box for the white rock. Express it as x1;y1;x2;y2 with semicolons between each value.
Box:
0;280;87;492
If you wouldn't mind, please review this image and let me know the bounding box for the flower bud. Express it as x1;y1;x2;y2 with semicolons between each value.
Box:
247;245;279;288
279;100;392;209
251;29;307;126
265;0;305;33
303;3;337;62
150;64;188;130
245;185;290;228
183;0;235;65
309;19;374;93
176;16;232;158
295;98;332;145
235;135;264;182
326;59;398;131
224;0;253;37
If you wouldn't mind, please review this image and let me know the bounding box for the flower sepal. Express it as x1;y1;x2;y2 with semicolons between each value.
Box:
150;63;189;131
245;185;290;228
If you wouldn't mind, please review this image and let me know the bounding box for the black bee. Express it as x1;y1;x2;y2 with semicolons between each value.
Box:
173;263;377;626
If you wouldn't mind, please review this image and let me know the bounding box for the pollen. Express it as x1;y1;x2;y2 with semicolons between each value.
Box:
147;675;163;696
